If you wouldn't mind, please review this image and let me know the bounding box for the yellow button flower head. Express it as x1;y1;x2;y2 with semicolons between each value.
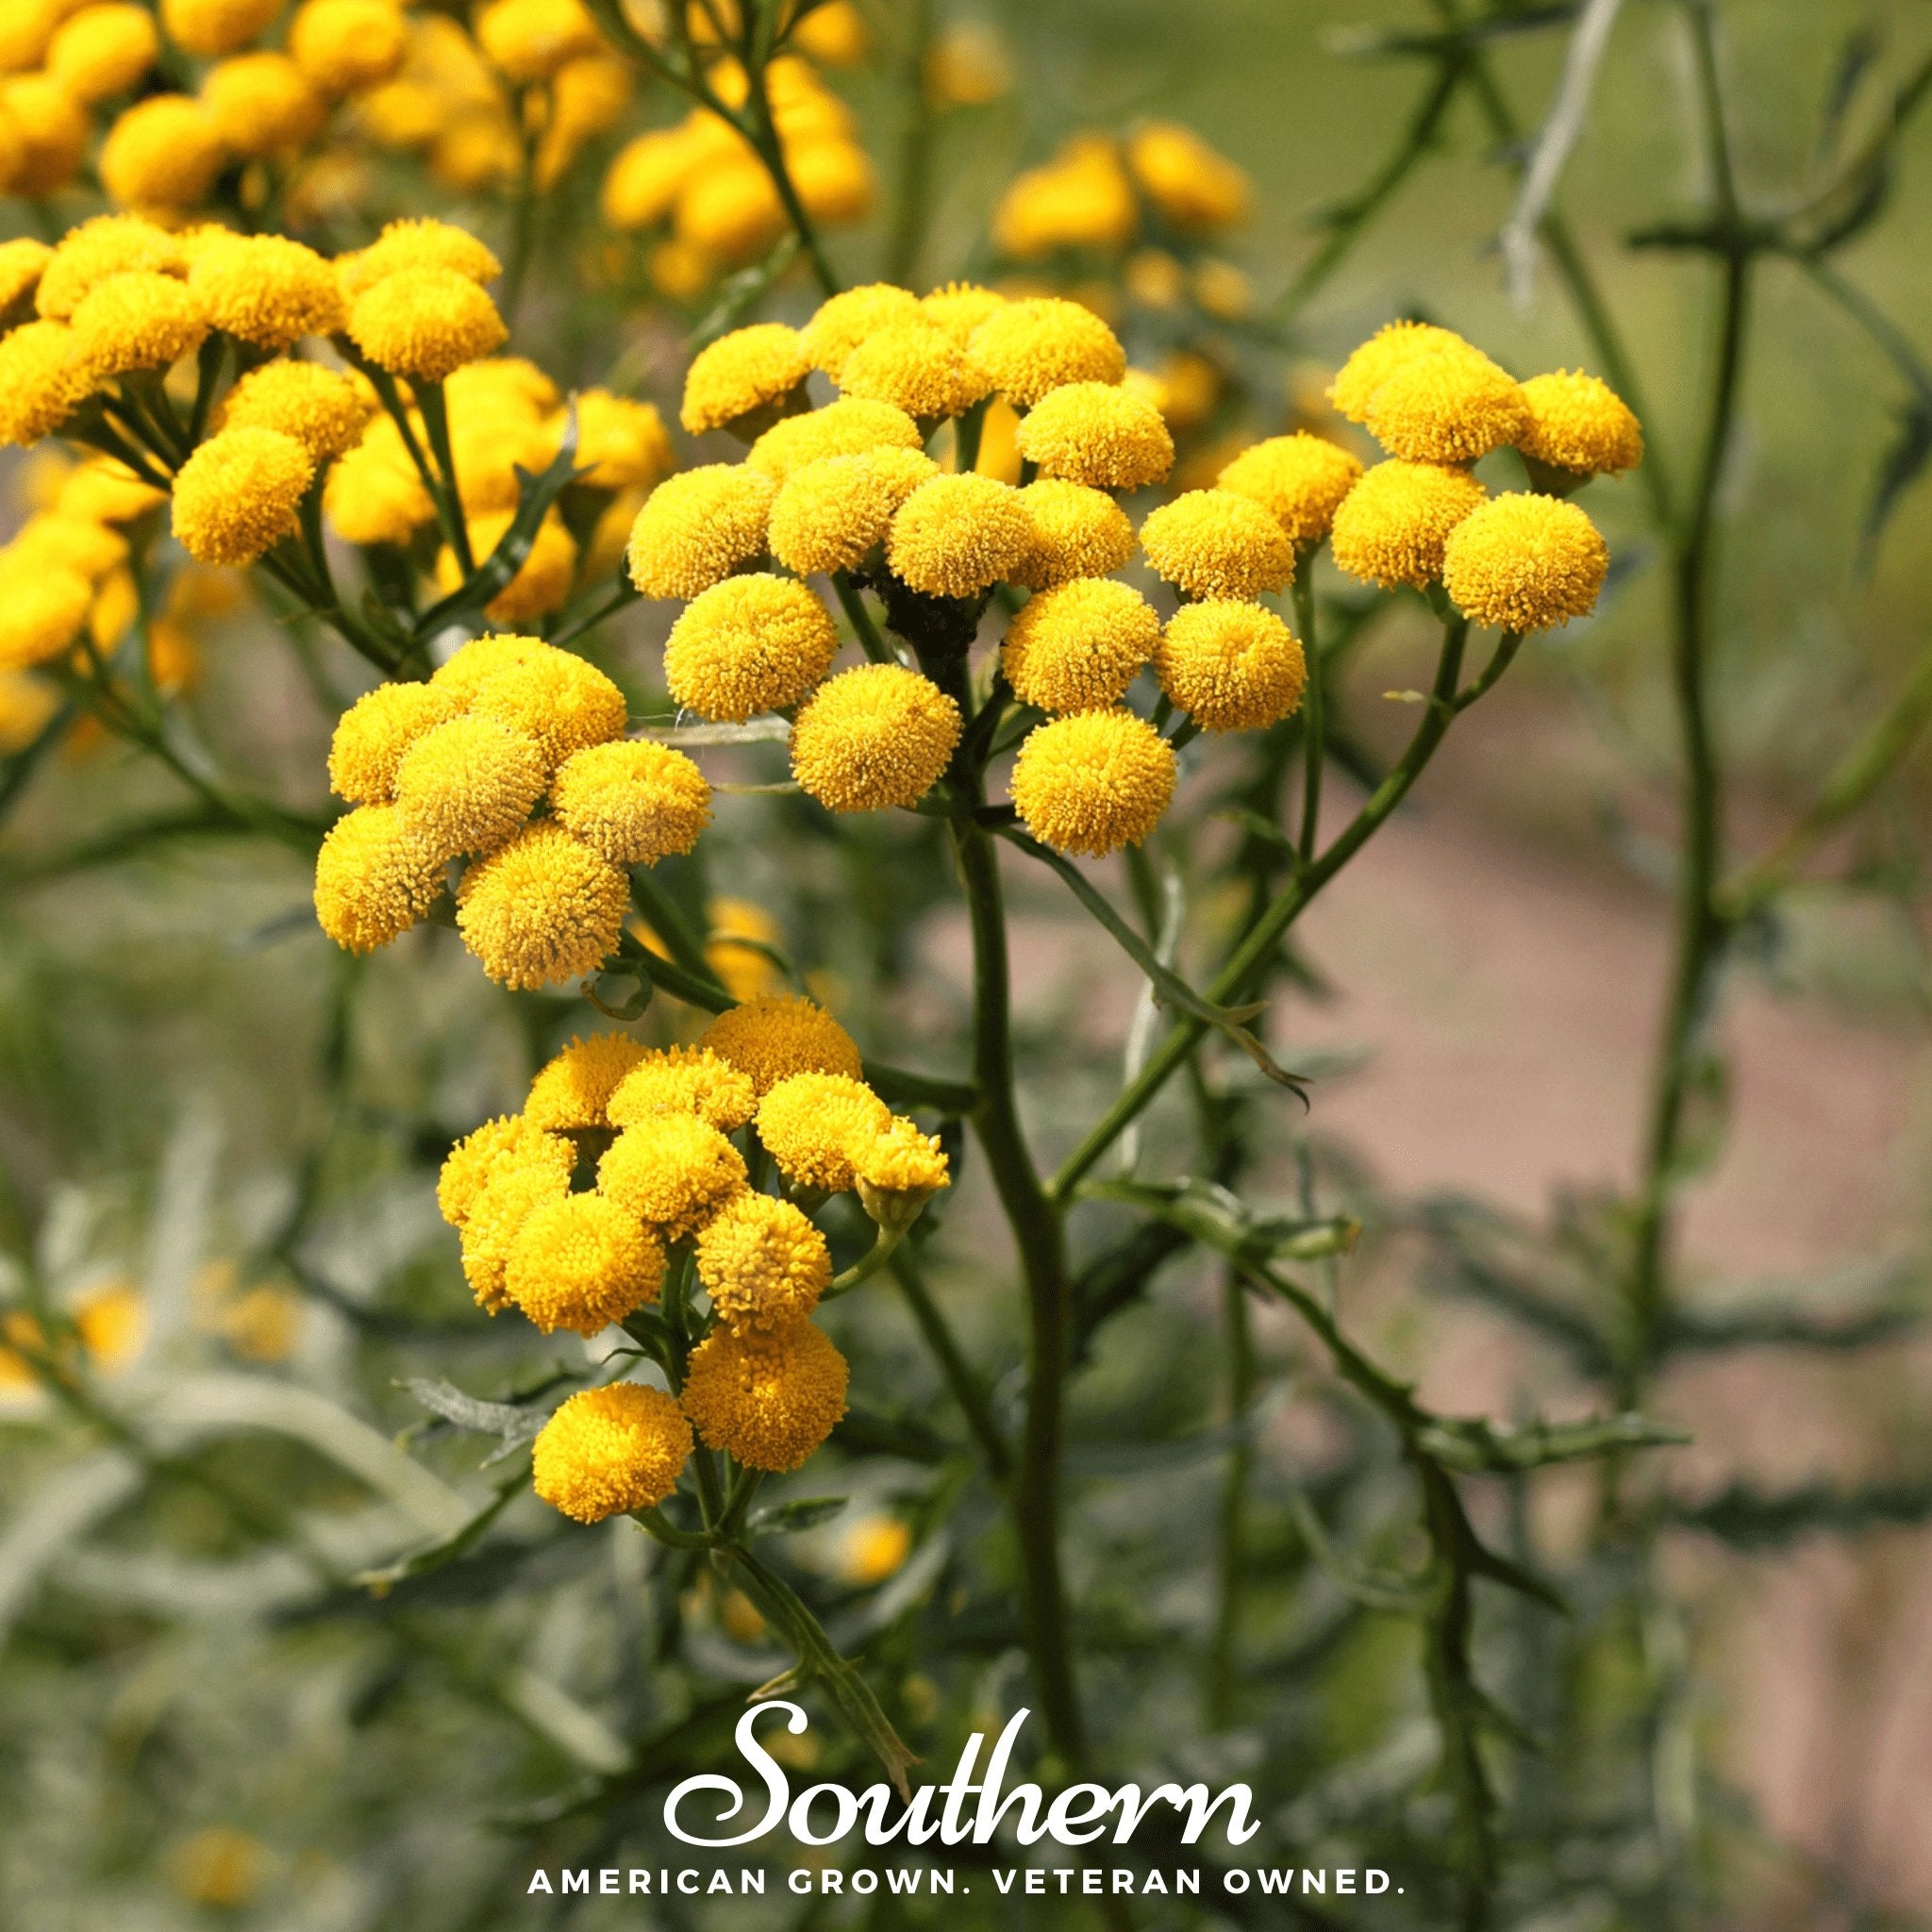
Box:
1012;480;1137;591
425;629;539;700
769;446;936;576
456;822;628;988
1;74;87;194
549;740;710;866
1327;319;1468;424
461;639;628;767
596;1112;748;1240
71;270;208;375
1329;458;1487;590
790;663;962;812
799;281;924;381
507;1193;665;1336
993;136;1137;258
438;1114;573;1225
48;4;158;104
839;320;989;421
338;218;503;297
1216;433;1364;548
920;280;1006;348
681;322;811;436
349;267;508;380
0;322;96;446
0;0;55;70
1014;380;1174;491
1126;121;1251;228
57;458;166;524
625;463;775;599
393;713;547;858
695;1191;830;1333
1157;601;1307;733
680;1318;847;1472
446;411;551;514
100;95;228;211
1002;576;1159;715
447;355;558;416
702;896;785;1002
887;472;1033;598
460;1158;570;1309
189;235;344;349
533;1382;691;1521
970;297;1126;408
674;158;788;264
1362;339;1528;465
755;1071;891;1192
1141;489;1293;600
436;509;578;624
601;122;706;229
220;358;373;460
312;803;446;952
662;574;838;722
37;216;184;321
536;51;632;187
161;0;280;57
0;237;52;320
525;1032;649;1129
608;1047;758;1133
0;566;92;671
8;513;126;581
1441;491;1608;633
701;994;861;1095
853;1116;951;1230
1010;708;1176;858
290;0;407;93
565;391;675;491
475;0;601;83
201;52;325;156
1515;370;1644;478
171;427;314;566
746;396;923;485
0;670;58;749
325;432;436;544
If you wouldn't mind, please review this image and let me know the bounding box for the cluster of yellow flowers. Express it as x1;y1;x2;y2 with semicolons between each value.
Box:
0;440;165;736
316;630;711;984
433;995;946;1520
602;47;872;301
625;278;1318;860
994;122;1251;266
1318;320;1636;626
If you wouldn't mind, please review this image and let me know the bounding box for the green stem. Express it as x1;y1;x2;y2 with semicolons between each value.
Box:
414;379;475;575
628;868;727;993
1292;573;1322;865
952;817;1087;1769
831;573;893;663
1205;1268;1255;1729
1624;5;1751;1392
891;1249;1011;1482
884;0;937;285
1053;615;1474;1199
822;1224;905;1300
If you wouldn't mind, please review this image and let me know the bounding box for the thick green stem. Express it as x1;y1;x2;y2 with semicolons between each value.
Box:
952;819;1087;1769
1205;1268;1255;1728
1054;616;1473;1198
1624;6;1751;1391
1292;574;1323;864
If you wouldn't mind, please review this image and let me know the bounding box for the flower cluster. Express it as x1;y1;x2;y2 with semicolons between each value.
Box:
602;49;874;301
316;631;709;984
1321;320;1633;628
436;995;948;1520
625;279;1321;861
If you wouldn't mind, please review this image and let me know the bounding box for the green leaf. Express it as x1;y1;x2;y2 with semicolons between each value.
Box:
749;1496;848;1534
1081;1175;1358;1264
1003;829;1311;1098
1666;1476;1932;1549
409;407;586;646
686;234;801;350
1414;1411;1690;1474
353;1471;525;1593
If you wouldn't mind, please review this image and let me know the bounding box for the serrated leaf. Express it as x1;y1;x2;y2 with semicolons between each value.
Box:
354;1472;525;1593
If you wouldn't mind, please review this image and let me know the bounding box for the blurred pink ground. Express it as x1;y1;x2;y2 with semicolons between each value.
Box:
972;675;1932;1915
